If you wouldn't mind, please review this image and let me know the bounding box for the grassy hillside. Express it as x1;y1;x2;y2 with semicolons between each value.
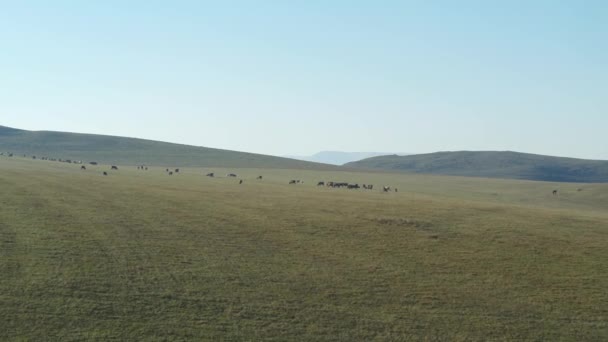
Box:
1;157;607;340
346;151;608;183
0;125;335;169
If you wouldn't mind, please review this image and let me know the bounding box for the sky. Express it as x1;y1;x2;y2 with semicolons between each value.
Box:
1;1;607;159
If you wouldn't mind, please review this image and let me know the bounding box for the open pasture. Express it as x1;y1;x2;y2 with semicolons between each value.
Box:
1;157;607;340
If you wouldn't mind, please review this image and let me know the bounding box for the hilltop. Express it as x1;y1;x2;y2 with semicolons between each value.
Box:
0;125;336;169
346;151;608;183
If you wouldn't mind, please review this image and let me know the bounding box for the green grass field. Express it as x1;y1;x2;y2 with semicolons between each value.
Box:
1;157;607;340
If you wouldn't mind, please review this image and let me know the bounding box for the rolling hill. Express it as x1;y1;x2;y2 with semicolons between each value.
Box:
345;151;608;183
284;151;407;165
0;125;336;169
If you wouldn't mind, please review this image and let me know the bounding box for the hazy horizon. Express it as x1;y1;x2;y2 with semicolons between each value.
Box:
1;1;606;159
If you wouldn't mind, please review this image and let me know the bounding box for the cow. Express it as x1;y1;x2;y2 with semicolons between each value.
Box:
383;186;391;192
166;168;170;172
227;173;237;177
206;173;214;177
394;188;398;192
90;162;98;165
169;171;173;175
347;184;360;189
111;166;118;170
175;169;180;173
257;176;263;180
145;167;148;171
239;180;243;184
103;171;108;176
81;165;86;170
552;190;558;196
289;180;297;184
317;181;325;186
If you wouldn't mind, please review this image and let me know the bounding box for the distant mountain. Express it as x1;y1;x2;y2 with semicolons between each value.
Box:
345;151;608;183
285;151;407;165
0;125;337;169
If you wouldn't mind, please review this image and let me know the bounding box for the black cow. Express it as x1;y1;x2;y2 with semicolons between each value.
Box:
347;184;360;189
169;171;173;175
289;180;297;184
81;165;86;170
239;180;243;184
175;169;180;173
257;176;263;180
552;190;558;195
227;173;237;177
103;171;108;176
206;173;214;177
111;166;118;170
90;162;98;165
317;181;325;186
383;186;391;192
394;188;398;192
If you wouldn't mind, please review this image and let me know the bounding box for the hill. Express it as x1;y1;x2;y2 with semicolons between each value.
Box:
0;125;336;169
284;151;407;165
345;151;608;183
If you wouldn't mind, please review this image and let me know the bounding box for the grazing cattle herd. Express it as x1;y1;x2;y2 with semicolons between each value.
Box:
2;151;406;193
0;152;583;197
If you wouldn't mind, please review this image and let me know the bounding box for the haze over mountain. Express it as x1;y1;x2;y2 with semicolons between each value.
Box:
284;151;408;165
0;125;336;169
346;151;608;183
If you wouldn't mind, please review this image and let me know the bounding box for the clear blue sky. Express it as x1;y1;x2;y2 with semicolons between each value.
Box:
1;1;606;159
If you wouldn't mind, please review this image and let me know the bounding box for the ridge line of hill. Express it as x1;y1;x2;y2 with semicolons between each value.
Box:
0;125;337;169
345;150;608;183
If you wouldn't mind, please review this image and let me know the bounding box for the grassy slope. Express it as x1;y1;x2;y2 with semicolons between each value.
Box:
346;151;608;183
1;157;607;340
0;125;335;169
